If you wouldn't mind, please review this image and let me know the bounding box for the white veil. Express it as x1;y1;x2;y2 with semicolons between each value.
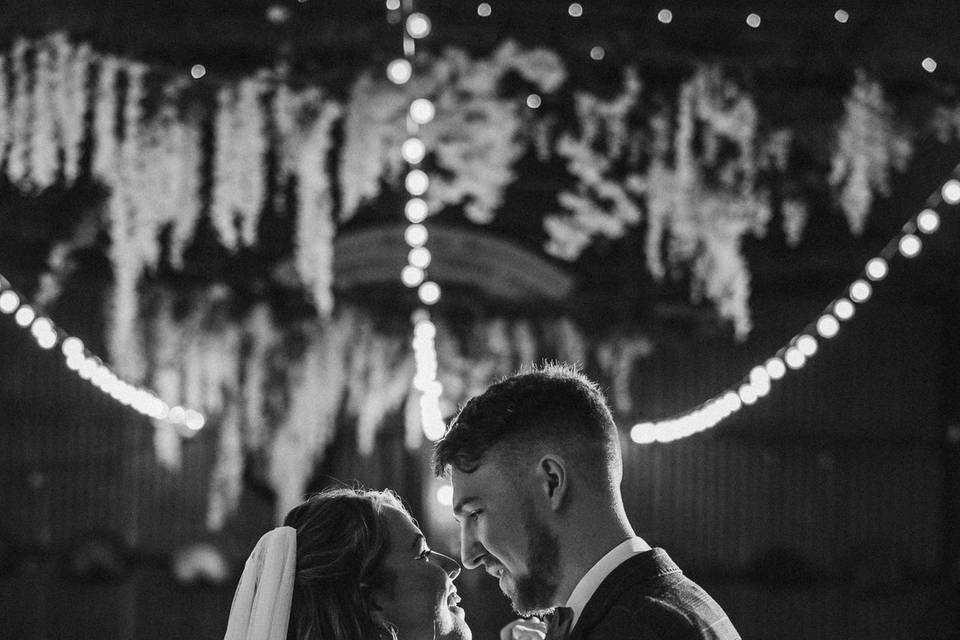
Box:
223;526;298;640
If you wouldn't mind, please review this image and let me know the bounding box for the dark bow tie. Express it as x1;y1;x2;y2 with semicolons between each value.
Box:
545;607;574;640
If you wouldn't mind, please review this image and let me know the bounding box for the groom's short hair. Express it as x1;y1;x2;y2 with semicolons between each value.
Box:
433;362;622;491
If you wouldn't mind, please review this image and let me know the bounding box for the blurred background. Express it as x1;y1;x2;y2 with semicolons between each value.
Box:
1;1;959;638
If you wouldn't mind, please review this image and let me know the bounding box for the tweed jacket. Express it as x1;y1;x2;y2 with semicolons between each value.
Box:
566;548;741;640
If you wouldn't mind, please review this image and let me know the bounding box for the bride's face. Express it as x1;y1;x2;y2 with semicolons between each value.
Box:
376;507;471;640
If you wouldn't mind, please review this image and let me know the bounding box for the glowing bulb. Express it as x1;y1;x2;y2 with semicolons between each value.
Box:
765;357;786;380
833;298;855;320
30;317;54;339
405;169;429;195
37;331;57;349
657;9;673;23
14;305;35;327
865;257;888;281
61;336;84;358
406;13;431;39
265;4;291;24
386;59;412;85
409;98;435;124
917;209;940;233
738;383;758;405
722;391;743;414
784;347;806;370
630;423;656;444
922;57;937;73
436;485;454;506
405;198;429;223
568;3;583;17
817;315;840;338
404;224;428;247
408;246;432;269
590;46;605;60
942;179;960;204
526;94;542;109
0;290;20;314
849;279;872;303
746;13;761;27
418;281;441;305
834;9;849;23
477;3;492;17
749;365;771;387
386;0;400;9
401;138;426;164
184;410;206;431
401;265;425;287
899;234;922;258
190;64;206;79
796;334;818;357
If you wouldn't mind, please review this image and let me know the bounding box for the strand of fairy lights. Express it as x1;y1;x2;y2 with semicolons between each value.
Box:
629;172;960;445
0;275;205;431
472;5;939;73
386;0;446;441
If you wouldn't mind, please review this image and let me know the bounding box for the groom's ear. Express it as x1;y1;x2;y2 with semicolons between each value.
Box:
536;455;568;511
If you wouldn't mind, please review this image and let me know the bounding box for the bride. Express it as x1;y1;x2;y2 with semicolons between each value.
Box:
224;488;471;640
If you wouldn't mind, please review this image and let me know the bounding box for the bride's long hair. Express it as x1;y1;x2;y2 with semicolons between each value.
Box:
283;488;404;640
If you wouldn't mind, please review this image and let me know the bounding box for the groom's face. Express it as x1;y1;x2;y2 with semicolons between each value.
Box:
451;456;561;616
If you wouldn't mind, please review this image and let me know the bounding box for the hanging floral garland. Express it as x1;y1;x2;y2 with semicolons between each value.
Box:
6;39;31;187
53;33;90;185
340;40;566;224
829;70;913;235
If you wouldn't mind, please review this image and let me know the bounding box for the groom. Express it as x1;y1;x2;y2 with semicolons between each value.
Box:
433;363;740;640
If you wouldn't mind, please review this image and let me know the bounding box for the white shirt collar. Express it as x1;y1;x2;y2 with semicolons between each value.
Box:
565;537;650;629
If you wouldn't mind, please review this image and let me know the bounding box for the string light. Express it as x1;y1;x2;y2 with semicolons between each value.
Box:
628;171;956;445
899;233;922;258
477;3;492;17
834;9;849;23
526;94;542;109
401;265;426;287
942;180;960;204
657;9;673;23
401;137;427;164
406;13;432;38
865;257;888;281
590;46;605;61
917;209;940;233
190;64;206;79
568;3;583;18
409;98;435;124
849;279;872;303
418;281;441;305
405;198;429;223
405;169;429;195
816;314;840;338
746;13;761;28
922;57;937;73
0;275;205;429
408;246;432;269
404;224;429;247
833;298;855;320
386;0;400;9
386;59;412;84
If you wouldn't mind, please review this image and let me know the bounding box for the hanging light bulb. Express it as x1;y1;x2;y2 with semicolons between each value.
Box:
657;9;673;23
0;290;19;314
833;298;855;320
405;198;429;223
942;179;960;204
817;314;840;338
401;137;427;164
405;169;429;196
404;224;428;247
14;305;35;327
796;335;818;357
899;234;922;258
408;246;432;269
386;59;412;85
765;357;787;380
784;347;806;370
401;265;425;287
418;281;441;305
406;13;432;38
409;98;436;124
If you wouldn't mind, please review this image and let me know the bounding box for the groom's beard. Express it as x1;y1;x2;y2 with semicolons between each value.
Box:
507;513;561;617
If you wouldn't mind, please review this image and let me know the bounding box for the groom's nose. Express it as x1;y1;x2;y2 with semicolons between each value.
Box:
459;524;484;570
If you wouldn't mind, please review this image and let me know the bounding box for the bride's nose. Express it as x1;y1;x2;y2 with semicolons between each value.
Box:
433;551;462;579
